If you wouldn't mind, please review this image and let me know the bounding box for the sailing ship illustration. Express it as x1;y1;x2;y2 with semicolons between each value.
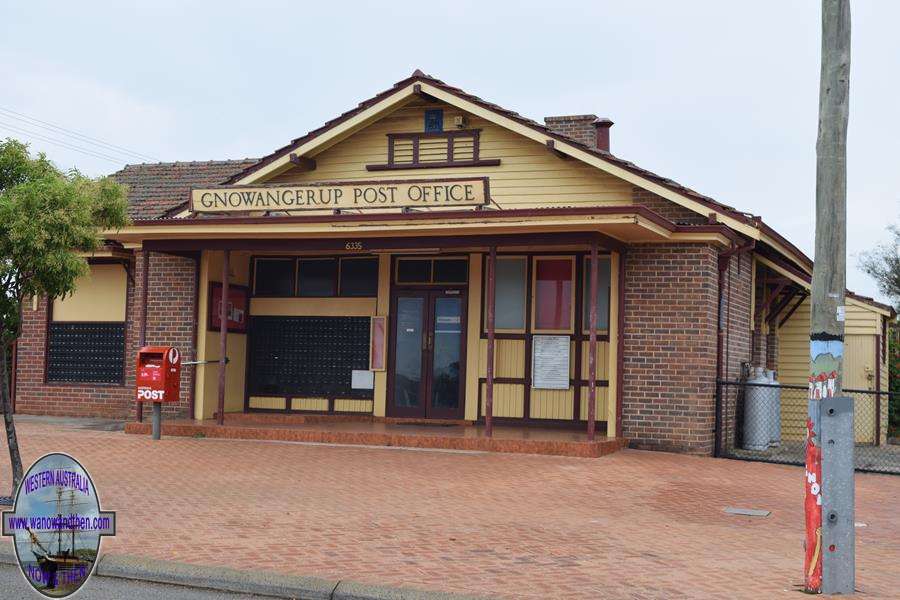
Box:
24;487;91;591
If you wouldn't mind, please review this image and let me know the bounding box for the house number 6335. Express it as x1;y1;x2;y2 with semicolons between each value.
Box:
345;241;363;250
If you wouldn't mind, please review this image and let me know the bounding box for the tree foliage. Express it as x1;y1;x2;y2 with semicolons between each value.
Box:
859;225;900;311
0;138;129;496
0;139;130;345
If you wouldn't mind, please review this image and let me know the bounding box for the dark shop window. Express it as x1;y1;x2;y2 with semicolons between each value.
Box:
339;258;379;297
46;322;125;384
254;258;295;296
433;259;468;283
397;259;432;284
298;258;337;297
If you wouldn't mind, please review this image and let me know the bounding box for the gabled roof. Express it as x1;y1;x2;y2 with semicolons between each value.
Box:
115;71;812;275
226;71;750;222
218;70;811;271
112;159;257;219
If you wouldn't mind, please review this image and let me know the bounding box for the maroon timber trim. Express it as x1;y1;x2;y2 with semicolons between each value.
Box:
190;253;200;420
368;129;501;171
143;230;630;255
485;246;496;435
136;249;150;422
216;250;229;425
615;249;625;431
141;204;660;230
367;160;501;171
587;239;599;440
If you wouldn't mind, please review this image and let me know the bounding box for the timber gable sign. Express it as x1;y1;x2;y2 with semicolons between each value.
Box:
191;177;489;213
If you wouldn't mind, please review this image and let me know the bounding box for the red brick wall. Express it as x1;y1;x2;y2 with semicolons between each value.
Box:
717;251;754;453
632;187;711;225
544;115;599;149
13;252;197;420
621;243;720;455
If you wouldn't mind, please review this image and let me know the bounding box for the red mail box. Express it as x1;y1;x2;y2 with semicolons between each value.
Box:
136;346;181;403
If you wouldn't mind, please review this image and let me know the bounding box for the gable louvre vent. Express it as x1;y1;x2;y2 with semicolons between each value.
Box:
367;129;500;171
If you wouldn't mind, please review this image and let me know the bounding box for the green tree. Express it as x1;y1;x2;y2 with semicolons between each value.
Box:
1;139;129;497
859;225;900;310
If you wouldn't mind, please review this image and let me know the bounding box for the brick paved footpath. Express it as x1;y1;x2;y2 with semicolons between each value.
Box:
1;419;897;599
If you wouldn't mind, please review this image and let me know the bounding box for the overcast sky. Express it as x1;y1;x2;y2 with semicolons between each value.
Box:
1;1;897;303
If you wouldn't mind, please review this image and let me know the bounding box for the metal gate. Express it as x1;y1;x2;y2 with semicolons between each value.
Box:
716;380;898;474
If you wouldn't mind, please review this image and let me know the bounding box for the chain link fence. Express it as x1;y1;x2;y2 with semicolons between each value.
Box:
717;380;899;474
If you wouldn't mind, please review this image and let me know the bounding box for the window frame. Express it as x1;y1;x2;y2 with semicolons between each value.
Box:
338;256;380;297
482;255;528;334
251;255;380;298
394;256;469;286
251;257;297;297
530;255;576;335
297;257;338;298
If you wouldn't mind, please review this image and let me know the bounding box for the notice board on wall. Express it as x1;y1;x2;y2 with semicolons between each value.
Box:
531;335;570;390
247;316;372;398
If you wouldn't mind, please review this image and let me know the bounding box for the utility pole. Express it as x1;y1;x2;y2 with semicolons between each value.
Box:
806;0;852;594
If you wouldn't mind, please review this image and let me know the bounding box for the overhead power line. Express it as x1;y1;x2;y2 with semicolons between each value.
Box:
0;105;159;162
0;120;127;165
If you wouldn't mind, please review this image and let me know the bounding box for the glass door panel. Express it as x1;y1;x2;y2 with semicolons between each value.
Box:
430;297;463;413
392;296;425;412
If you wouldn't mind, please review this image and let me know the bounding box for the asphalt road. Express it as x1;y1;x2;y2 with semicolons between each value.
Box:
0;563;271;599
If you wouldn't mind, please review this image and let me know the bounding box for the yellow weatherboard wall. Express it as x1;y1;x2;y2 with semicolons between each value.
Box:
53;264;127;322
776;296;887;443
266;99;632;209
195;250;251;419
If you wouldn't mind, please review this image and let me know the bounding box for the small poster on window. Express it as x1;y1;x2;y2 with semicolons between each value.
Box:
532;335;570;390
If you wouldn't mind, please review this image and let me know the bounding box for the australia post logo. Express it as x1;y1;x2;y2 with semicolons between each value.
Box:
137;388;166;401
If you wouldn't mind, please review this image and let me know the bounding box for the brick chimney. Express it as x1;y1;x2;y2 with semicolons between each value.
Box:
544;115;614;152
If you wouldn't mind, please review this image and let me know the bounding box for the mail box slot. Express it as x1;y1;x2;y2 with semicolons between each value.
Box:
136;346;181;403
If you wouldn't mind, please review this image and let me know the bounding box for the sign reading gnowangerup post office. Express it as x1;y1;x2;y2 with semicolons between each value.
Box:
191;177;489;213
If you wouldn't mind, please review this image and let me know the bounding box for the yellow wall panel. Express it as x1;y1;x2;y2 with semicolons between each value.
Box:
478;383;524;418
249;396;286;410
250;297;377;317
53;264;127;322
292;397;329;411
477;338;526;378
265;100;632;210
580;341;610;380
530;388;574;420
777;298;884;443
579;387;609;421
197;251;251;418
334;399;373;413
464;253;483;421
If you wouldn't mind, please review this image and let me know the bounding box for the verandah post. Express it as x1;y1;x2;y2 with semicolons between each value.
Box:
587;239;599;441
137;248;150;423
485;245;496;437
216;249;229;426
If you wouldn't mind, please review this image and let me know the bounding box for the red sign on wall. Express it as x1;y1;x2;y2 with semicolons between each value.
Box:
209;282;249;333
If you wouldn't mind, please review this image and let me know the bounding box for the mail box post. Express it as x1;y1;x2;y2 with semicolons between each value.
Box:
136;346;182;440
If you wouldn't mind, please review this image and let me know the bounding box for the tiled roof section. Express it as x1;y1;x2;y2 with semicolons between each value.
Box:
112;159;258;219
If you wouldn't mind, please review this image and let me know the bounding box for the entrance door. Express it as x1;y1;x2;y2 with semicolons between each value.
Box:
389;289;466;419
